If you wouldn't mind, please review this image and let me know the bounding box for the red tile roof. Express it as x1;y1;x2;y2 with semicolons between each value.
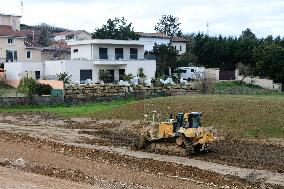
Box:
50;41;70;49
171;36;188;42
0;25;26;38
138;32;188;42
138;32;170;39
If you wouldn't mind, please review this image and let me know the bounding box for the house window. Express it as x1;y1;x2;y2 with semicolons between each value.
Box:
80;70;92;84
27;51;32;59
115;48;123;60
8;38;13;45
6;50;17;62
130;48;138;59
99;48;108;59
73;49;79;53
66;35;75;40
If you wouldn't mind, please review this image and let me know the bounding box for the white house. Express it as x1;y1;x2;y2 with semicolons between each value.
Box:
53;30;92;42
138;32;188;55
4;39;156;84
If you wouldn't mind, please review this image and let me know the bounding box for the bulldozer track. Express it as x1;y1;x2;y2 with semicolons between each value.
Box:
144;137;190;157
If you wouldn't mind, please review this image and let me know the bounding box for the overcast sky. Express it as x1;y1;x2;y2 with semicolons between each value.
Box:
1;0;283;37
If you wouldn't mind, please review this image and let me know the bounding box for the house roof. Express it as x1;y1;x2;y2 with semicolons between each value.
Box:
68;39;145;46
0;13;21;18
138;32;170;39
138;32;188;43
171;36;188;42
50;41;70;49
24;40;42;49
0;25;26;38
53;30;91;37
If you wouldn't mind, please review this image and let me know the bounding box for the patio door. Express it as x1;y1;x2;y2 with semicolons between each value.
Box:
80;70;92;83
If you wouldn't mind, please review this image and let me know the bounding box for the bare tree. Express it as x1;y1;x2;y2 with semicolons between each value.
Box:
236;63;255;83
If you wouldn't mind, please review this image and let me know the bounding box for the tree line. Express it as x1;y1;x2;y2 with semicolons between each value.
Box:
182;29;284;83
91;16;283;83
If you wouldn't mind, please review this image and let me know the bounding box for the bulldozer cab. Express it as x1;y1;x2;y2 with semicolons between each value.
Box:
188;112;202;128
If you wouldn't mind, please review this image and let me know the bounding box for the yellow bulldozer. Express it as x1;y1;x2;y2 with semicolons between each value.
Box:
138;111;218;155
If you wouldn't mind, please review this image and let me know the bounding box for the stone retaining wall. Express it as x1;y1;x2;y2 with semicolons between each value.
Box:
0;96;64;106
64;84;197;99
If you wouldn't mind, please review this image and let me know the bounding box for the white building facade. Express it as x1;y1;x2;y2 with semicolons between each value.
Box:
53;30;92;42
138;33;188;55
4;39;156;84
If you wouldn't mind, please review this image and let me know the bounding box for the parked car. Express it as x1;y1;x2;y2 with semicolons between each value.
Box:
173;67;205;81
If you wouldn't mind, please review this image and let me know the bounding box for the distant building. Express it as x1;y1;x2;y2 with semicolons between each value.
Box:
0;26;42;63
5;39;156;84
53;30;92;42
0;13;42;64
42;41;71;61
0;13;21;31
138;32;188;55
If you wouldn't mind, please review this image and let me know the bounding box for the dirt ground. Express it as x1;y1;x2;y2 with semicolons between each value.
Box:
0;166;101;189
0;112;283;189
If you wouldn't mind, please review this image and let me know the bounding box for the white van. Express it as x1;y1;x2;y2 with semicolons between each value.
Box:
173;67;205;81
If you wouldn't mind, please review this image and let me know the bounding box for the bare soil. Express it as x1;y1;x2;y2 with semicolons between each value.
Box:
0;112;283;188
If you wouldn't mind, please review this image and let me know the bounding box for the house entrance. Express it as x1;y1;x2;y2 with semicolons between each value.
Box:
119;69;125;81
107;69;115;82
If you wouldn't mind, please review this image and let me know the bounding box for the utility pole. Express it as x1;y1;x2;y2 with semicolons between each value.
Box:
206;21;209;35
21;0;24;16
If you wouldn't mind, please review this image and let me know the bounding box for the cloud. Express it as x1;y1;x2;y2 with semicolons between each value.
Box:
0;0;283;37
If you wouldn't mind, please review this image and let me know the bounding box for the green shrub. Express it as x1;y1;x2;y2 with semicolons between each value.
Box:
18;77;38;97
121;73;133;82
36;83;52;96
57;72;72;84
99;70;112;83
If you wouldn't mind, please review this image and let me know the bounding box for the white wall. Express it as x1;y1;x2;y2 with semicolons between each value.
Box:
5;59;157;84
125;60;156;79
205;68;220;81
71;44;92;60
235;70;282;91
71;44;145;61
0;15;21;30
92;44;144;60
139;37;170;51
4;62;43;80
172;42;187;55
44;61;65;79
139;37;187;55
4;62;22;80
63;60;94;83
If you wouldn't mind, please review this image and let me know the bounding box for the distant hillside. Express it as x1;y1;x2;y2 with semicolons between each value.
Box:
20;23;70;33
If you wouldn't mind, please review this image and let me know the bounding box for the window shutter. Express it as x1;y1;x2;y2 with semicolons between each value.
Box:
14;51;17;61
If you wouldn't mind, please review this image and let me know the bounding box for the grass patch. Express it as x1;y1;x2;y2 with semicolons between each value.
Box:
92;94;284;139
214;81;260;90
0;99;134;117
0;82;25;97
1;93;283;139
213;81;282;95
